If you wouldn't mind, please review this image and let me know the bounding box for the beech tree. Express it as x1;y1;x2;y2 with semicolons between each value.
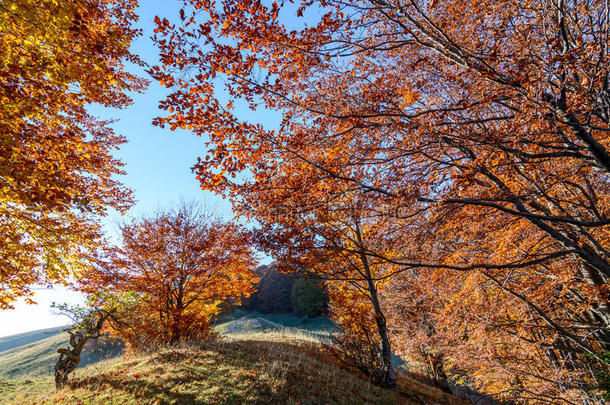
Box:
151;0;609;401
0;0;147;308
81;204;259;347
51;303;122;389
260;197;403;388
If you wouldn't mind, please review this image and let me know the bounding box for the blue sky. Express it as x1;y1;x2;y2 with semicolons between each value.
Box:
0;0;242;337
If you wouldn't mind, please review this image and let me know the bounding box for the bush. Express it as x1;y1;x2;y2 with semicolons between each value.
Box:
291;279;328;317
327;326;386;385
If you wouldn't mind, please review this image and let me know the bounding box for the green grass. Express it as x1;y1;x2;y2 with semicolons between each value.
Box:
213;311;336;341
243;312;335;331
0;356;124;403
0;333;67;378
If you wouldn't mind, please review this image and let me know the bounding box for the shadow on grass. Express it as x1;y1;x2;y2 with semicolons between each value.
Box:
70;374;202;404
65;339;434;405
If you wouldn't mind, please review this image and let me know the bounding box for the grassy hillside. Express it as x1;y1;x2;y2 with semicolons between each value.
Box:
0;312;468;404
0;331;123;378
0;311;325;380
0;356;124;404
0;327;65;353
0;330;467;405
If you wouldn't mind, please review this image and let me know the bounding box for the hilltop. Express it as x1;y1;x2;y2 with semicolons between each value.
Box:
0;311;327;381
0;329;467;405
0;312;472;404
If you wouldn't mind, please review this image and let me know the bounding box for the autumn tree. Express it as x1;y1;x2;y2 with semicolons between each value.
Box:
265;222;400;389
221;151;405;388
0;0;147;308
151;0;609;401
51;302;127;389
81;204;259;348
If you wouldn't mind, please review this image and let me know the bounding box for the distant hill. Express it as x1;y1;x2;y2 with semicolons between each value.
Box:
0;330;123;378
0;326;66;353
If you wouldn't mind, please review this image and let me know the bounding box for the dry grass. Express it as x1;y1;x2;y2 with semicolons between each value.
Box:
0;330;469;405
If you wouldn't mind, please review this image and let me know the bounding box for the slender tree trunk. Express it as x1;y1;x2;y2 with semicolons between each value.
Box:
577;263;610;350
359;249;397;389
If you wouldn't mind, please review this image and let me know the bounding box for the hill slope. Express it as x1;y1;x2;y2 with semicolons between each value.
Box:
0;311;331;379
0;331;467;405
213;311;336;340
0;326;65;353
0;331;123;378
0;313;469;404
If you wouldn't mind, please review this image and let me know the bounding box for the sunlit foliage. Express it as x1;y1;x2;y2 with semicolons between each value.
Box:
81;204;259;348
0;0;147;307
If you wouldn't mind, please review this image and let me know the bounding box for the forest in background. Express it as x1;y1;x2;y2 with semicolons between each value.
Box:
2;0;610;403
240;263;328;317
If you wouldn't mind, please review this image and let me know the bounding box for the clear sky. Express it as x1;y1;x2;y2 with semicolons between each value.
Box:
0;0;240;337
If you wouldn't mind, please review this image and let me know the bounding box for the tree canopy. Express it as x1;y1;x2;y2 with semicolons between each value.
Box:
151;0;610;401
0;0;147;308
81;204;259;347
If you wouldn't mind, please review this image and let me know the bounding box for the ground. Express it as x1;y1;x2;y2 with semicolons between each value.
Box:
0;312;468;404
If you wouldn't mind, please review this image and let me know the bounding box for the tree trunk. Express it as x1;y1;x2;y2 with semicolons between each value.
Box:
55;333;88;389
577;262;610;350
55;312;108;389
359;249;397;389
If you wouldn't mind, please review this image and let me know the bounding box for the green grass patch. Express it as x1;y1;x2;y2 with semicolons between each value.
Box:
213;311;335;341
